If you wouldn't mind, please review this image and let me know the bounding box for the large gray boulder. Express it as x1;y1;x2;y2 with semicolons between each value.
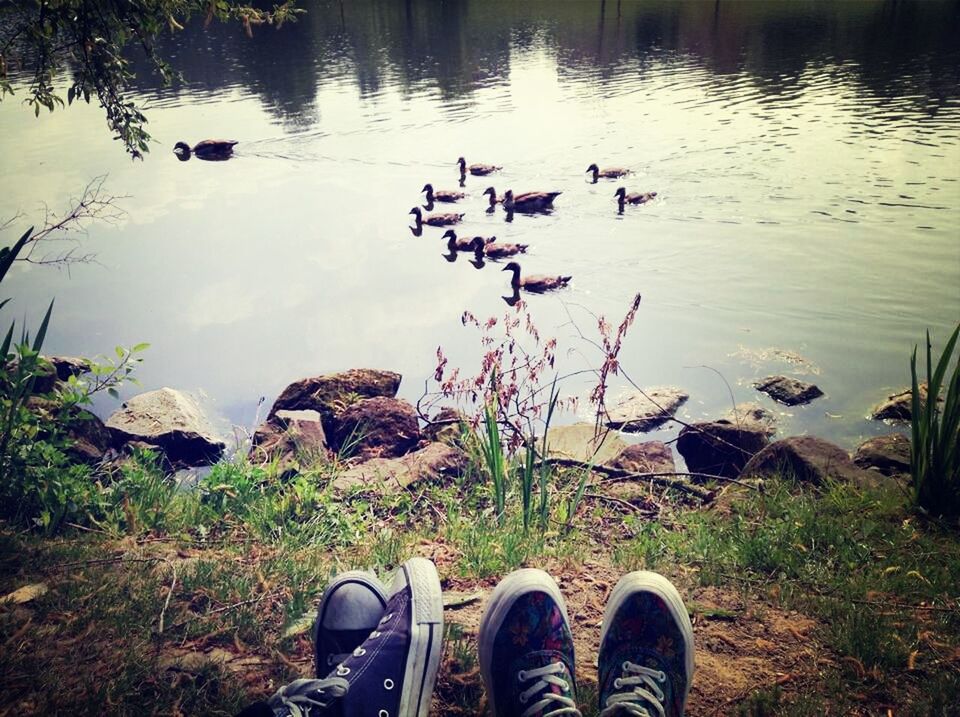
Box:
722;403;778;435
854;434;911;476
676;421;770;478
753;376;823;406
105;388;224;467
268;369;402;436
422;407;467;445
605;388;688;432
333;442;468;492
332;396;420;460
250;409;330;477
741;436;880;488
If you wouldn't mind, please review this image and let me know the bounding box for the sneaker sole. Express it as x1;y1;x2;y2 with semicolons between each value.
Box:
478;569;572;717
601;571;695;708
313;570;388;676
395;557;444;717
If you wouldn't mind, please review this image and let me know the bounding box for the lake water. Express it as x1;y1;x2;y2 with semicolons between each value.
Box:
2;0;958;451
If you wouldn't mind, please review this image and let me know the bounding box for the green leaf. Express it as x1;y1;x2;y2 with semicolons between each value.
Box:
31;300;54;352
132;342;150;353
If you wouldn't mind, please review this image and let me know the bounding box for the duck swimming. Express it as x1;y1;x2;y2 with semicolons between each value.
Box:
443;230;495;252
410;207;464;228
615;187;657;210
586;163;630;182
422;183;465;203
173;140;238;161
502;261;571;293
471;237;528;259
458;157;501;177
482;186;506;210
503;189;562;213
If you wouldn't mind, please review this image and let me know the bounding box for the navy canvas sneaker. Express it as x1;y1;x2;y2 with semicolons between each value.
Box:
235;557;443;717
598;572;695;717
314;569;388;676
478;569;581;717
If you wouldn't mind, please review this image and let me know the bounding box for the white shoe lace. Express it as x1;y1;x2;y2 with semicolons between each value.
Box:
269;676;350;717
517;662;582;717
598;661;667;717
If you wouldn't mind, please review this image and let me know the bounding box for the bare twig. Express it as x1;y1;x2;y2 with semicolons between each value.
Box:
540;457;715;502
157;561;178;634
582;491;657;515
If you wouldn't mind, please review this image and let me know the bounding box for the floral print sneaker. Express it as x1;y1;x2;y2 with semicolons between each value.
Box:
598;572;694;717
314;569;388;676
479;569;581;717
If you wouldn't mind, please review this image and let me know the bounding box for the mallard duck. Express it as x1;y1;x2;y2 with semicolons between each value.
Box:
409;207;464;228
422;183;465;203
586;163;629;182
503;189;562;213
458;157;501;177
615;187;657;209
443;230;495;252
502;262;571;293
471;237;528;259
173;140;238;161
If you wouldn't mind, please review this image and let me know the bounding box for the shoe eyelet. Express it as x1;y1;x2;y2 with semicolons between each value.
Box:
383;678;394;690
622;660;630;671
517;670;527;682
336;665;350;676
614;678;622;689
370;630;382;638
658;671;666;682
379;613;394;624
378;711;389;717
520;693;528;704
354;647;366;657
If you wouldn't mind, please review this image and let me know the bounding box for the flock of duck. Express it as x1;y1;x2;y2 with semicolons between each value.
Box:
409;157;657;300
171;141;658;301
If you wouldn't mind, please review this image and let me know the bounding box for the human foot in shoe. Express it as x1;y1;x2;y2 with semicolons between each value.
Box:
314;569;388;676
242;558;443;717
598;572;694;717
479;569;580;717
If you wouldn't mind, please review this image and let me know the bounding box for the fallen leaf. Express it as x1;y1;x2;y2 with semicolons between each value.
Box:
907;649;919;671
283;611;317;638
1;583;48;605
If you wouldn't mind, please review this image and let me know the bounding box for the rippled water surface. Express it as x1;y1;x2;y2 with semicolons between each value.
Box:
2;0;958;447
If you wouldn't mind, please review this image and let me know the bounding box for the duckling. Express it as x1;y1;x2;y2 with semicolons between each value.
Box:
615;187;657;210
410;207;464;228
502;261;571;293
586;163;630;182
422;183;465;203
443;230;495;252
471;237;528;259
503;189;562;213
482;186;505;210
458;157;501;177
173;140;238;161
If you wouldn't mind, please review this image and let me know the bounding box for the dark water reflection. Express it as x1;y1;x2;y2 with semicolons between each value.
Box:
1;0;958;450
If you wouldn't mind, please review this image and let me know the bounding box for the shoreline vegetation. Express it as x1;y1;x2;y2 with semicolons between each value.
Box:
1;300;958;713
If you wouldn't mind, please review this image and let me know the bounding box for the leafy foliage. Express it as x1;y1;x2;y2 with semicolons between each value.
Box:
0;0;302;156
910;324;960;517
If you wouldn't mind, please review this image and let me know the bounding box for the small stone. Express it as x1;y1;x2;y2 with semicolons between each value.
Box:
547;423;627;464
606;442;675;474
741;436;881;488
722;403;777;435
333;442;468;492
249;409;329;476
605;388;689;432
753;376;823;406
871;386;927;422
854;434;911;476
423;408;467;445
